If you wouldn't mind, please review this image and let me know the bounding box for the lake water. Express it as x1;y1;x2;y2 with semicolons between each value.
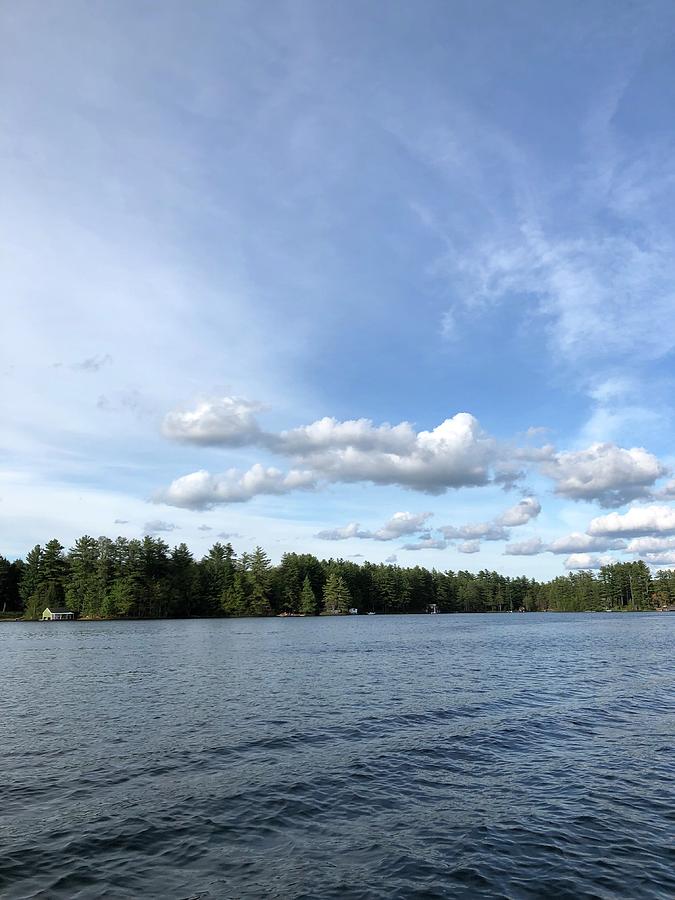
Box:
1;613;674;899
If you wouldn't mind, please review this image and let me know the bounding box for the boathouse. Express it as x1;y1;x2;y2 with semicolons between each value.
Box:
42;607;74;621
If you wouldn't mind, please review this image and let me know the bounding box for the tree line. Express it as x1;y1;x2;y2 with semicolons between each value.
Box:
0;535;673;619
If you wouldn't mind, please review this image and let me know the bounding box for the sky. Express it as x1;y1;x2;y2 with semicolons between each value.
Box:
3;0;675;578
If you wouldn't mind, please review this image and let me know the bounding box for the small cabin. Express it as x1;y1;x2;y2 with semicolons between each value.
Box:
42;607;74;621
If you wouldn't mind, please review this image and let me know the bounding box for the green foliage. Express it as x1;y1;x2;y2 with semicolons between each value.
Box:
300;575;318;615
0;555;22;612
322;572;351;614
221;571;248;616
3;533;668;620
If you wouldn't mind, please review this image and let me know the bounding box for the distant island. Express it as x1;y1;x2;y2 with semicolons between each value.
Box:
1;535;673;620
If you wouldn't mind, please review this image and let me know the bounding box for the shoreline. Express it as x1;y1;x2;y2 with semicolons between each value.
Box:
2;607;673;623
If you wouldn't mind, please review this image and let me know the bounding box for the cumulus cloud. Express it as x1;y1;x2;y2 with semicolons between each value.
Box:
162;396;263;447
440;521;508;541
162;398;500;495
625;536;675;553
385;554;398;564
276;417;417;456
401;538;448;551
197;525;213;531
369;511;433;540
547;532;627;554
497;496;541;526
504;537;544;556
492;463;527;491
439;496;540;543
156;465;316;510
564;553;616;570
653;480;675;500
159;397;666;518
587;504;675;537
285;413;497;493
113;518;128;524
316;522;363;541
640;550;675;567
457;540;481;554
541;443;666;507
144;519;179;534
316;511;433;542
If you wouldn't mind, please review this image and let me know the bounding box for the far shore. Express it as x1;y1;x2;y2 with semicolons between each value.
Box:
2;607;674;624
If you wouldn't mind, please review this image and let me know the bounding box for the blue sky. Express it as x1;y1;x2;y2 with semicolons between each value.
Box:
3;0;675;576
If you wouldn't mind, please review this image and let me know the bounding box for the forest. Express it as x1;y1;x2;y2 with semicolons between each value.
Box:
1;535;674;620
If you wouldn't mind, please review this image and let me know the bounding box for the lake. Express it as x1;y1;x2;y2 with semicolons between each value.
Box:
1;613;674;899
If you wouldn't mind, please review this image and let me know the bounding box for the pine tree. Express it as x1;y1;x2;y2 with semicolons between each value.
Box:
300;575;318;615
322;572;351;615
67;535;101;616
20;545;43;618
248;546;272;616
221;571;247;616
201;542;236;613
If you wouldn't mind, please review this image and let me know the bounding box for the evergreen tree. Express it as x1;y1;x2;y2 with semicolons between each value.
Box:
66;535;101;616
169;543;197;616
20;545;43;618
300;575;318;615
322;572;351;614
248;546;272;616
0;555;22;613
221;571;248;616
201;542;236;614
42;539;68;588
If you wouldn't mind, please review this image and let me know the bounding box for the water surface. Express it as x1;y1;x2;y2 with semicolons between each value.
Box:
1;613;674;898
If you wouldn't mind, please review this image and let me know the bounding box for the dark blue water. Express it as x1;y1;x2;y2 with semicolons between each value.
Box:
1;613;674;899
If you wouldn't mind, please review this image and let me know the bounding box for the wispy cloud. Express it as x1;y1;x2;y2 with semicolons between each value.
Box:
72;354;113;373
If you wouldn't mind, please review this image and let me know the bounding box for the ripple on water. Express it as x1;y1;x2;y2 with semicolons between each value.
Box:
1;613;674;899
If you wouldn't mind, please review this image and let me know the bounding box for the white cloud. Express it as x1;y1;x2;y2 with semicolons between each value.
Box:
439;496;540;543
653;480;675;500
315;522;363;541
161;402;500;495
564;553;616;570
587;504;675;537
162;395;263;447
440;521;509;541
282;412;498;493
625;536;675;553
504;537;544;556
157;465;316;510
276;416;417;456
401;538;448;551
497;496;541;526
316;510;432;542
144;519;179;534
369;511;433;541
641;550;675;567
540;443;666;507
447;222;675;372
547;532;627;554
457;540;481;554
